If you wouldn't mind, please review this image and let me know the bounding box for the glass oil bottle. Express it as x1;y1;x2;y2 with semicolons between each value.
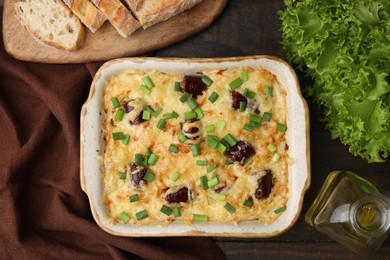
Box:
305;171;390;256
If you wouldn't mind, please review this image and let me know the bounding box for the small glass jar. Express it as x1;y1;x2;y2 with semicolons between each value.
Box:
305;171;390;256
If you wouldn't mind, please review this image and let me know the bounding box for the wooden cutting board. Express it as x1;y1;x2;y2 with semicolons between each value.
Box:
2;0;227;63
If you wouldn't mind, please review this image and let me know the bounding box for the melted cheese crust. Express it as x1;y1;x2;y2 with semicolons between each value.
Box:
102;67;290;225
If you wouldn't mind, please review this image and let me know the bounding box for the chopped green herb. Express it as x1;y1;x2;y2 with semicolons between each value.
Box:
187;98;198;110
169;144;179;154
220;139;231;150
216;194;226;201
241;71;248;81
172;206;181;217
262;112;272;122
142;76;154;89
205;125;215;133
207;138;219;149
135;209;148;220
143;155;149;166
156;119;167;130
163;112;179;119
195;107;204;119
272;153;281;163
266;86;273;97
115;109;124;121
249;120;261;128
184;111;197;120
276;123;287;132
249;114;261;123
223;134;237;147
179;91;191;103
142;110;151;121
178;133;188;142
147;149;152;156
217;120;227;130
147;153;159;165
193;214;208;222
118;212;130;223
153;107;162;117
243;198;254;208
217;142;227;153
229;77;243;90
208;92;219;103
119;172;126;180
267;143;277;152
191;144;201;157
112;132;124;140
243;124;254;132
139;85;151;95
274;207;286;214
224;202;236;214
143;172;155;182
224;161;234;165
122;134;130;145
196;160;207;166
171;172;180;182
146;105;154;112
206;163;217;173
160;205;172;216
207;177;219;188
111;97;120;108
134;154;144;165
239;101;247;112
243;88;255;98
202;76;213;86
174;81;180;91
129;194;139;202
200;176;208;190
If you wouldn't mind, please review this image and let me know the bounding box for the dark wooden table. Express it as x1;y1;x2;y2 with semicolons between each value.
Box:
154;0;390;258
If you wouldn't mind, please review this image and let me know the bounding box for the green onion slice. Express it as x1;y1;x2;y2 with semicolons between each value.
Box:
139;85;151;95
217;120;226;130
239;101;247;112
224;202;236;214
179;91;191;103
171;172;180;182
112;132;124;140
187;98;198;110
147;153;159;165
111;97;120;108
142;76;154;89
191;144;201;157
272;153;281;163
130;194;139;202
249;114;261;123
207;177;219;188
241;71;248;81
249;120;261;128
184;111;197;120
217;142;227;153
202;76;213;86
122;134;130;145
174;81;180;91
267;143;277;152
142;110;151;120
243;197;254;208
119;172;126;180
156;119;167;130
205;124;215;133
243;124;253;132
178;133;187;142
135;210;148;220
276;123;287;132
200;176;208;190
206;163;217;173
193;214;208;222
196;160;207;166
173;206;181;217
169;144;179;154
143;172;155;182
115;109;124;121
266;86;273;97
229;77;243;90
262;112;272;122
153;107;162;117
195;107;204;119
208;92;219;103
216;194;226;201
274;207;286;214
160;205;172;216
118;212;130;223
134;154;144;165
223;134;237;147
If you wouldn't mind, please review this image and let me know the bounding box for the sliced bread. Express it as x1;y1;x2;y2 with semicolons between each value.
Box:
91;0;141;38
62;0;107;33
123;0;203;28
13;0;85;51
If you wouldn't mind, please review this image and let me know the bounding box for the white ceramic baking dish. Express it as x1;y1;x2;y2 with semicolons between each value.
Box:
80;56;310;237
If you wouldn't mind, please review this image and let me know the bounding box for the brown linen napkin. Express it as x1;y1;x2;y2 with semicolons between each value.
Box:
0;8;225;260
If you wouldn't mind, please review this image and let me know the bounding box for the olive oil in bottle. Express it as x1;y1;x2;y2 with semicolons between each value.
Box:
305;171;390;256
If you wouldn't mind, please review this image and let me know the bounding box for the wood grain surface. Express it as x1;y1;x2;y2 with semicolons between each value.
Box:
153;0;390;258
2;0;227;63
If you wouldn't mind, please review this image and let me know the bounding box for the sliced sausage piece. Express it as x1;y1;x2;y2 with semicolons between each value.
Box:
255;170;273;199
225;140;255;162
123;98;146;125
180;75;207;98
181;120;202;145
165;187;191;204
231;91;247;110
129;163;146;187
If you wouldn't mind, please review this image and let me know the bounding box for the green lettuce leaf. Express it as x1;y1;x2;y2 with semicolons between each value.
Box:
279;0;390;162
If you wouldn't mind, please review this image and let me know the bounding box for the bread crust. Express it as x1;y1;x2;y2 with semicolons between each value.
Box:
124;0;203;28
91;0;141;38
62;0;107;33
